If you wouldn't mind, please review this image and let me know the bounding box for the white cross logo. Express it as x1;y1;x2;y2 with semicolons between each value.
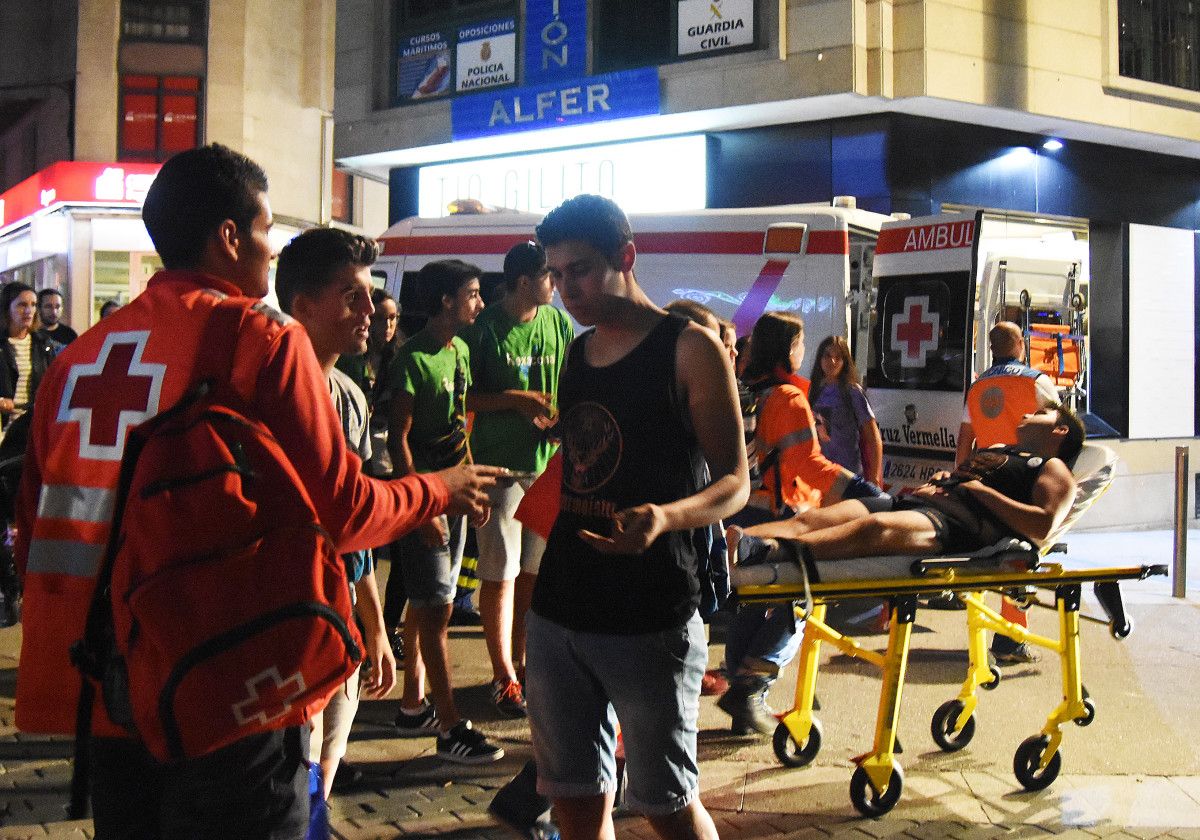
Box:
232;667;308;727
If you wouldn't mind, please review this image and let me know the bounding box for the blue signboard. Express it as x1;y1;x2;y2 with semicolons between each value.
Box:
451;67;660;141
396;30;452;103
524;0;587;85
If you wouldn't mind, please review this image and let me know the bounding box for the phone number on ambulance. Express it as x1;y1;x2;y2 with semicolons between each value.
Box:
883;461;940;484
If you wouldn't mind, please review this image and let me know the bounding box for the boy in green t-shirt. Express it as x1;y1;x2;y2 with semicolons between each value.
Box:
462;242;574;718
387;258;503;764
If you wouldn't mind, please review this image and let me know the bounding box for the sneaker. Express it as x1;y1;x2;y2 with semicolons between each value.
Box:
450;607;483;626
389;629;405;664
490;761;559;839
437;720;504;764
700;669;729;696
491;678;528;718
991;642;1040;665
394;700;441;737
330;760;365;794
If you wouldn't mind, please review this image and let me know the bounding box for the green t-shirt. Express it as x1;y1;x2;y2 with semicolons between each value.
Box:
390;329;471;473
461;303;574;472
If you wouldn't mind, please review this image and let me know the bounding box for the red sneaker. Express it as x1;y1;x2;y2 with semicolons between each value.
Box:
700;669;729;696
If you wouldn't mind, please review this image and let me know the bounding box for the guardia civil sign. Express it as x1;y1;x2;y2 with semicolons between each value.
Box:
678;0;755;57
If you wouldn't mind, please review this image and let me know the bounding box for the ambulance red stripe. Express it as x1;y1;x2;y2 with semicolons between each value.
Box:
378;228;849;256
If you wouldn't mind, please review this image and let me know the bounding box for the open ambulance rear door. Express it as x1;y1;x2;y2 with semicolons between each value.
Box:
865;212;981;488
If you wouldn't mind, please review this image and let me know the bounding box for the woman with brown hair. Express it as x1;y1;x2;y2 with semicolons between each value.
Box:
0;282;60;434
808;335;884;487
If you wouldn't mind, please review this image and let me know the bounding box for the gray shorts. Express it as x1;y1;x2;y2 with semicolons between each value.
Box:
475;479;546;581
399;514;467;608
524;610;706;816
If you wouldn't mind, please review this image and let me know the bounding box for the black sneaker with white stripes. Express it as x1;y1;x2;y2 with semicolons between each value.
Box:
437;720;504;764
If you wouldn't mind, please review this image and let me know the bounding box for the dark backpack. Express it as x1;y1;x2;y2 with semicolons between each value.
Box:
70;300;362;810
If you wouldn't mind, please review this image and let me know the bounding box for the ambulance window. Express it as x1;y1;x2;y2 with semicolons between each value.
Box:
398;271;426;337
866;273;969;393
370;270;388;290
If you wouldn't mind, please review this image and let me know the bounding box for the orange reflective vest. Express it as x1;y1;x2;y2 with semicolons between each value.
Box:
751;382;852;513
15;271;449;737
965;360;1056;448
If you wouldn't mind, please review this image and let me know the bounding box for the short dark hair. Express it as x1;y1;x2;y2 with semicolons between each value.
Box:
36;288;62;305
1054;404;1086;465
275;227;379;315
535;194;633;267
416;259;482;317
745;312;804;380
503;241;547;290
142;144;268;270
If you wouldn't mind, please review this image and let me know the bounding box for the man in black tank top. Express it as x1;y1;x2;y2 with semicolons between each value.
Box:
520;196;748;840
736;405;1084;560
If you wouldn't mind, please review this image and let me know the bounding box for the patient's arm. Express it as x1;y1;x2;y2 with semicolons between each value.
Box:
955;457;1075;544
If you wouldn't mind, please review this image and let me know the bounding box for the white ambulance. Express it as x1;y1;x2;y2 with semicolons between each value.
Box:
373;200;890;366
865;210;1089;487
374;201;1091;490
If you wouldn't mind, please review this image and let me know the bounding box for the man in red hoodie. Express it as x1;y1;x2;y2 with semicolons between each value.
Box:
15;144;501;838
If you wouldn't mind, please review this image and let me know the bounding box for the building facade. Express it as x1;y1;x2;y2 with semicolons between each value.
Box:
0;0;365;329
334;0;1200;525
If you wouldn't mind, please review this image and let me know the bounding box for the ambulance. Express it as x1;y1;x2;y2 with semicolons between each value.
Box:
865;210;1089;487
374;201;1091;490
373;199;890;356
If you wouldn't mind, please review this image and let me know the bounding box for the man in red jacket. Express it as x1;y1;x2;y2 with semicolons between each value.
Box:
15;144;501;839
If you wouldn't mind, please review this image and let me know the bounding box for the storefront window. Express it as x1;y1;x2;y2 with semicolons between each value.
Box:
92;251;161;325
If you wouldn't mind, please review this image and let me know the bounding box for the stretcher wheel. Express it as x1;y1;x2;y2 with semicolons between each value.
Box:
982;665;1002;691
1111;618;1133;640
1013;735;1061;791
849;763;904;818
773;718;822;768
1073;699;1096;727
930;700;976;752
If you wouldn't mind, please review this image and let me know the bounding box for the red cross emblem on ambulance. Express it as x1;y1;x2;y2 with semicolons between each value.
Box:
57;331;166;461
890;295;939;368
232;666;307;727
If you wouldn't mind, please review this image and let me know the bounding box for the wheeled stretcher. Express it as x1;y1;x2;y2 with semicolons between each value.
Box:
730;444;1167;817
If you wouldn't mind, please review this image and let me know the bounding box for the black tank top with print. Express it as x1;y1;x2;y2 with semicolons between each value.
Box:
939;445;1045;506
531;314;705;635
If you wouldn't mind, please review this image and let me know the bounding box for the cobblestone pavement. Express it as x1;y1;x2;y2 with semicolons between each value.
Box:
4;555;1200;839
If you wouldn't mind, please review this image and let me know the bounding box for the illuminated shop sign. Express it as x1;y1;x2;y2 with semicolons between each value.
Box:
524;0;587;84
455;18;517;92
0;162;161;232
450;67;659;141
678;0;756;57
417;135;706;216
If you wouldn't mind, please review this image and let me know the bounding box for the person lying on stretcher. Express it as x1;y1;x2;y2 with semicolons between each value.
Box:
733;405;1085;562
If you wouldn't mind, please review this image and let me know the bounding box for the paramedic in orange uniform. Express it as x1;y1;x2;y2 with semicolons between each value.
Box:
954;320;1059;664
15;145;502;839
718;312;886;735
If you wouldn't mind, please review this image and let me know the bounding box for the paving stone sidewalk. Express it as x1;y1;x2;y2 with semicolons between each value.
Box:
3;562;1200;839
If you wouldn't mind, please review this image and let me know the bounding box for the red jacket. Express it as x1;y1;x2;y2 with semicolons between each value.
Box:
15;271;449;736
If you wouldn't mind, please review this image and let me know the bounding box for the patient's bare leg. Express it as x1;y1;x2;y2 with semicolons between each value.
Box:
800;510;942;561
739;499;872;541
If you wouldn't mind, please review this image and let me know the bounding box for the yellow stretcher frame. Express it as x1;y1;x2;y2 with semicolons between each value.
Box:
737;557;1166;817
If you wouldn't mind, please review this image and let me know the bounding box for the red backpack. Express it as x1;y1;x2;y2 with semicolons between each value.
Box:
71;299;362;773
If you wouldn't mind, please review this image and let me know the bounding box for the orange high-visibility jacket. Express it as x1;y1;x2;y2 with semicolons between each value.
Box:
965;359;1059;448
752;382;852;513
15;271;449;736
